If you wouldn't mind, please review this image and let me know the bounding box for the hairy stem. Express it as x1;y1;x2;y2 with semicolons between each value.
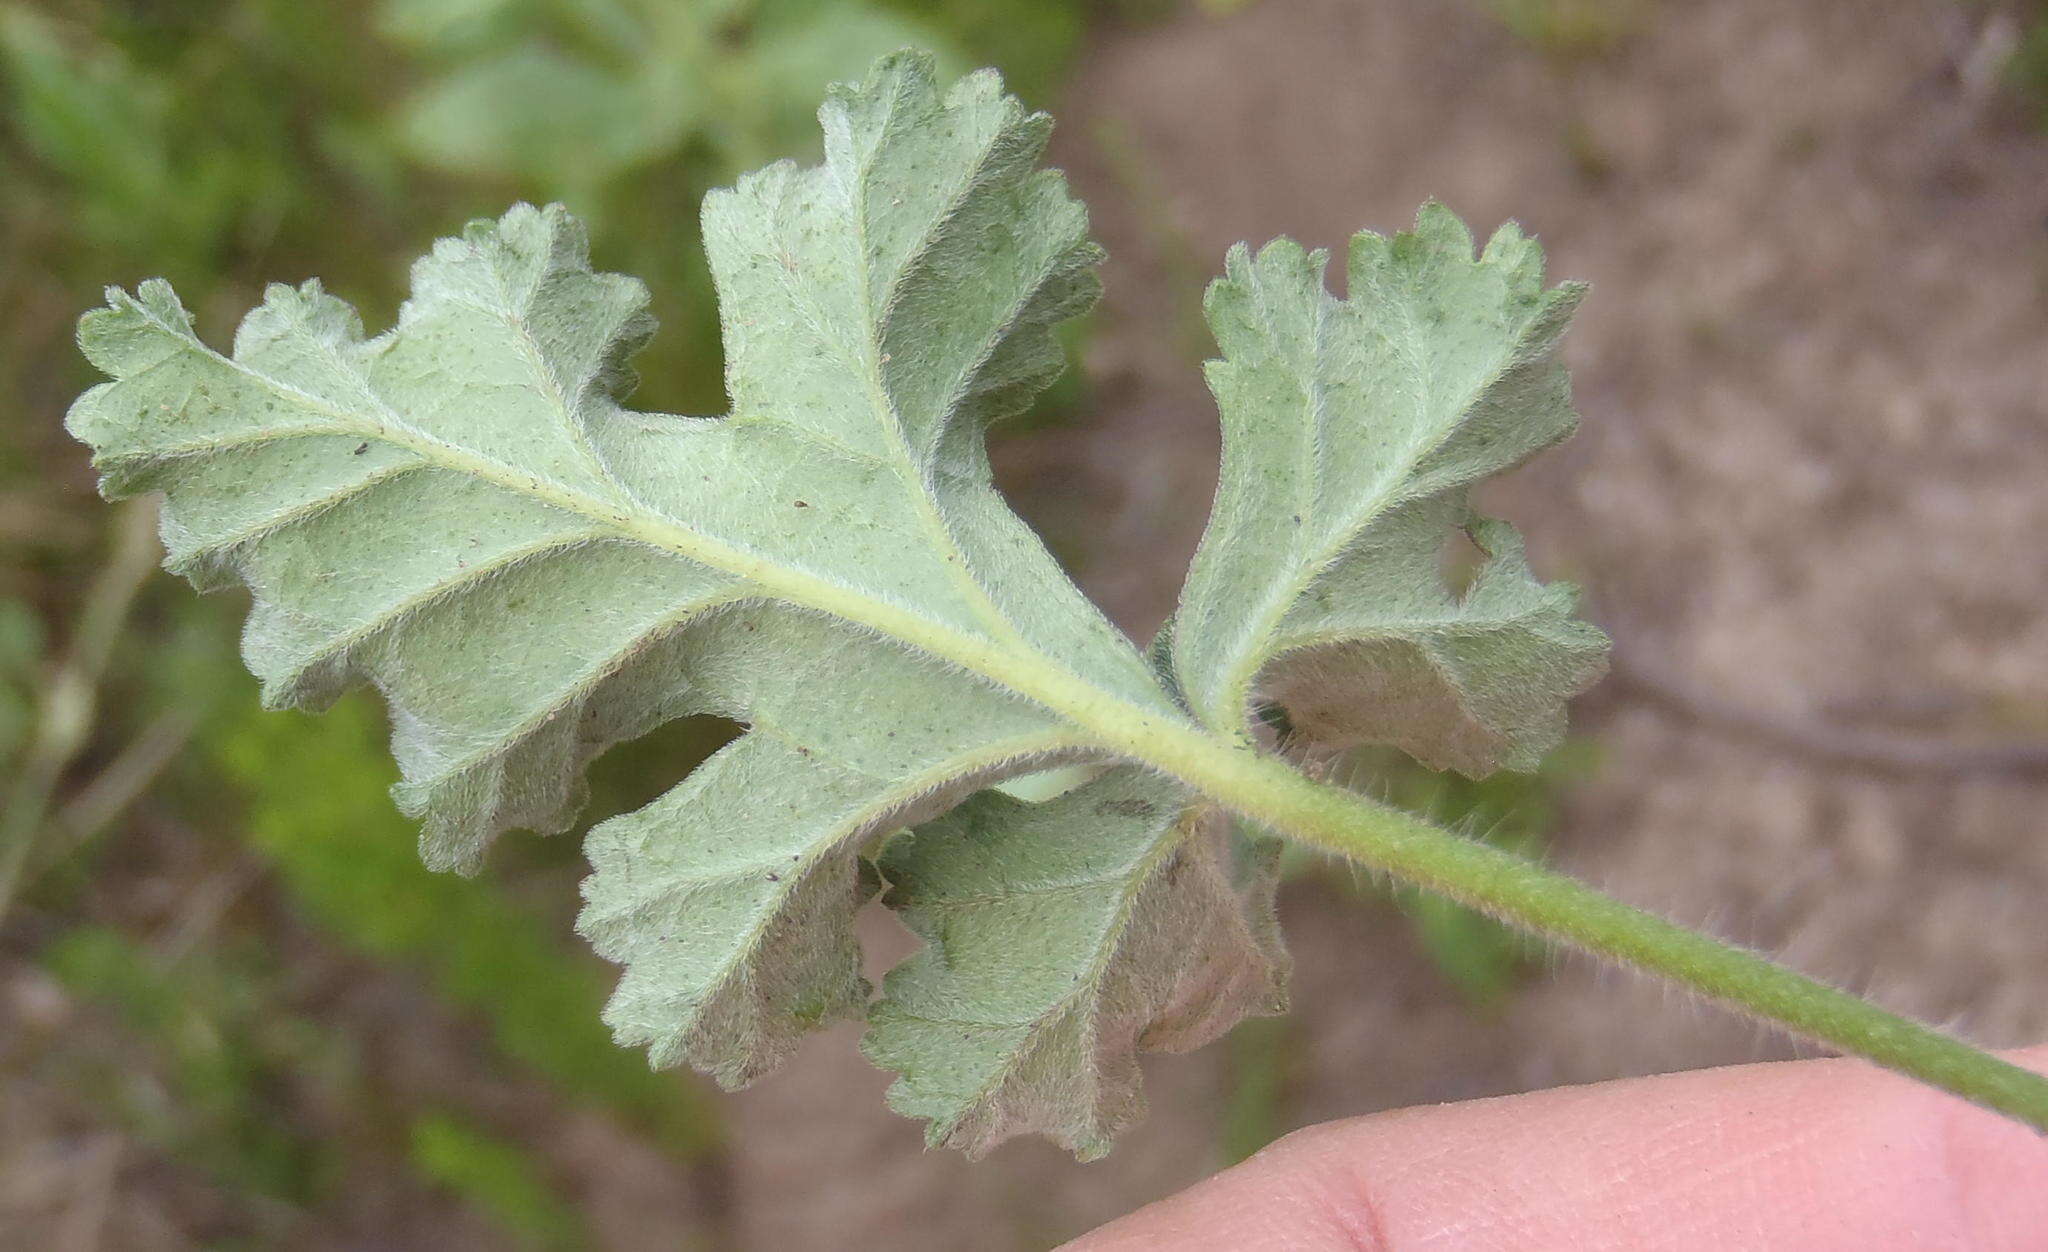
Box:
1125;725;2048;1134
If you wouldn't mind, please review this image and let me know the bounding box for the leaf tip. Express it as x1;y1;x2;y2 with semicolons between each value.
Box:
75;279;195;379
1412;198;1477;257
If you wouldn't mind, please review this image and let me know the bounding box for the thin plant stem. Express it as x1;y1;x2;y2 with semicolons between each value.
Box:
1136;733;2048;1135
0;498;160;922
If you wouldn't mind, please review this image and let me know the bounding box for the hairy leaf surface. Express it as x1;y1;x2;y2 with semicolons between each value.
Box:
65;54;1604;1156
66;52;1277;1148
866;767;1284;1158
1172;206;1609;770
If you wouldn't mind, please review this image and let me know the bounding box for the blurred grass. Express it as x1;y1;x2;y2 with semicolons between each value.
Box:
410;1111;589;1251
2008;8;2048;127
218;694;730;1158
1480;0;1654;62
44;925;338;1203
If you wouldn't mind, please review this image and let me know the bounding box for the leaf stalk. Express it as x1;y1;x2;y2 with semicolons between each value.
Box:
1125;723;2048;1135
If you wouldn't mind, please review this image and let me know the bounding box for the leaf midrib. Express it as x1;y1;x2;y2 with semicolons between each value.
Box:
161;332;1195;770
1199;290;1546;735
839;86;1043;661
592;729;1090;1006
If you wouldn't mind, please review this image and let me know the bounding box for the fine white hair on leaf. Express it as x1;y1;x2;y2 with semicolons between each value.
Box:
65;50;1608;1158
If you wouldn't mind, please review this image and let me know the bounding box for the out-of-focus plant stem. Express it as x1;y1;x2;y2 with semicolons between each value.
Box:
0;496;159;922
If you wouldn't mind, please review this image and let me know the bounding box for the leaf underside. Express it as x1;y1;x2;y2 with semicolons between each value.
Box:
867;769;1284;1158
1172;208;1608;767
67;51;1602;1157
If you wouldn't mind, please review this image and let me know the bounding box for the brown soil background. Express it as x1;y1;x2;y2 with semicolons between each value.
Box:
8;1;2048;1248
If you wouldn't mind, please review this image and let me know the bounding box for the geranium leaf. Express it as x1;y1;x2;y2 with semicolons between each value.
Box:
65;52;1279;1151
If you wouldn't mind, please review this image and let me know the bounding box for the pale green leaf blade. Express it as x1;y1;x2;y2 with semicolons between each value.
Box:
67;219;732;874
700;51;1164;710
64;53;1217;1124
1171;205;1608;771
578;606;1093;1086
865;769;1285;1159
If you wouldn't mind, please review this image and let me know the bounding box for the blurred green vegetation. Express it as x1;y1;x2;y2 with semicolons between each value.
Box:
2007;8;2048;126
410;1110;589;1251
44;924;339;1203
1480;0;1654;62
0;598;41;762
217;694;728;1158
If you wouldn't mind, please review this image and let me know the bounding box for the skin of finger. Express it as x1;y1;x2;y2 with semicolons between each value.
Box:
1063;1046;2048;1252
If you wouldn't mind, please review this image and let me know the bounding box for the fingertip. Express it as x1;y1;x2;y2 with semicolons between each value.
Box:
1065;1047;2048;1251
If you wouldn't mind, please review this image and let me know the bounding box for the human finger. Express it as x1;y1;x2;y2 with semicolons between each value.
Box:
1065;1045;2048;1251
